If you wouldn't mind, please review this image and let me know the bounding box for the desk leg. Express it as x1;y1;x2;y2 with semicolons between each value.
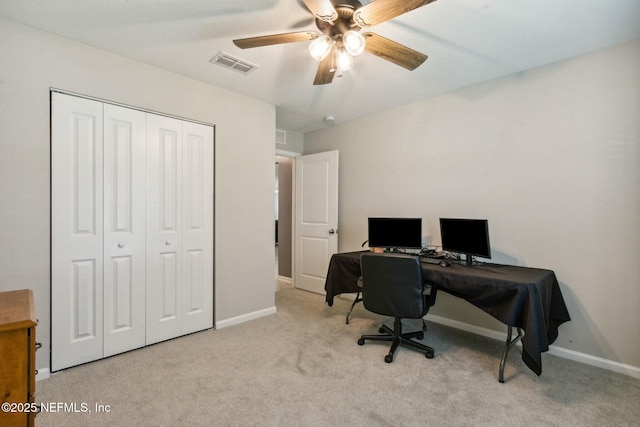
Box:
346;292;362;324
499;326;523;383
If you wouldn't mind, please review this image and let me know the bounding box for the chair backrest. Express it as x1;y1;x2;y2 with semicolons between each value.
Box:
360;253;426;319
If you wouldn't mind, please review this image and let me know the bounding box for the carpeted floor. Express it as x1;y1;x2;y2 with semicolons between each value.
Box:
35;281;640;427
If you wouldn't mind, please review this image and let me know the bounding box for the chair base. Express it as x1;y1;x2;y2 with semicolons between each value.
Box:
358;317;434;363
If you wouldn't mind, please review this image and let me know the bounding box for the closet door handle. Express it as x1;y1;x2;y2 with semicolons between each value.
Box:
118;243;124;248
165;241;171;246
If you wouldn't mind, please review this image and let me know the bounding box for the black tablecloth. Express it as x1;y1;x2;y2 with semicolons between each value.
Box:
324;251;571;376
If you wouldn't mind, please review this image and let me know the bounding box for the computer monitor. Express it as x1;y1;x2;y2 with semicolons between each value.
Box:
368;217;422;250
439;218;491;265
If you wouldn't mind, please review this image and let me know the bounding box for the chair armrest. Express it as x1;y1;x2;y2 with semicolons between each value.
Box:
422;283;433;296
423;283;437;307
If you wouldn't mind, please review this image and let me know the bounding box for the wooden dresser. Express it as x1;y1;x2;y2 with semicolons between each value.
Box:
0;289;38;427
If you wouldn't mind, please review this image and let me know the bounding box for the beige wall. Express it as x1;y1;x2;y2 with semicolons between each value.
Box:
0;18;276;373
304;39;640;370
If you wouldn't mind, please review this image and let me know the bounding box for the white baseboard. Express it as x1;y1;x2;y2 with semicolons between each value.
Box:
426;313;508;342
426;313;640;379
546;345;640;379
215;306;277;329
276;275;292;284
36;367;50;382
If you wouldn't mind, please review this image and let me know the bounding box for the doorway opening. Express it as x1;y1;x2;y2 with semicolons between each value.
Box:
275;156;293;282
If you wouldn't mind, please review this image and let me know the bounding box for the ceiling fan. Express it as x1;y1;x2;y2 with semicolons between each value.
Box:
233;0;436;85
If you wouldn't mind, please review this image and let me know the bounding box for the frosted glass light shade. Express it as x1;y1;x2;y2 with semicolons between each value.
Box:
343;30;366;56
309;36;333;61
336;48;353;72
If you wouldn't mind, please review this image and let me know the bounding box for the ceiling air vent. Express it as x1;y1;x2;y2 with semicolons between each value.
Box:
276;129;286;145
210;51;258;75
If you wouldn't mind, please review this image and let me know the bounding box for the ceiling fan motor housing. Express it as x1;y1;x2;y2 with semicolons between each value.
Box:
316;0;364;39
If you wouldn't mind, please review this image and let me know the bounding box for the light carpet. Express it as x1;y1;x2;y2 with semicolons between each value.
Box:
36;281;640;427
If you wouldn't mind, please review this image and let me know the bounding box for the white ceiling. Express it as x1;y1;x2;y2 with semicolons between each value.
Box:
1;0;639;133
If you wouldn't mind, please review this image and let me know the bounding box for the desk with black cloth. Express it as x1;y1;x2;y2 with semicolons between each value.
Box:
324;251;570;382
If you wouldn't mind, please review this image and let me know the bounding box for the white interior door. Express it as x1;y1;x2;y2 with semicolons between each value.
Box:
51;93;105;370
294;150;339;294
103;104;147;357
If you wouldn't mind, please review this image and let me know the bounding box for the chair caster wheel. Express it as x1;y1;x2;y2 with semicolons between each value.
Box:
384;354;393;363
425;351;434;359
357;338;365;345
416;332;424;340
378;327;385;333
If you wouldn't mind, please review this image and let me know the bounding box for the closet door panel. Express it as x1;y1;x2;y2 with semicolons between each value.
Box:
103;104;147;357
51;93;104;371
182;122;214;333
146;114;183;344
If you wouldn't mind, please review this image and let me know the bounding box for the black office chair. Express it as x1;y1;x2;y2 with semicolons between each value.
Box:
357;253;436;363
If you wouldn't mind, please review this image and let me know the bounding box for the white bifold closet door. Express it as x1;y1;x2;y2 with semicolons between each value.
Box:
145;114;214;345
51;94;147;369
51;92;213;371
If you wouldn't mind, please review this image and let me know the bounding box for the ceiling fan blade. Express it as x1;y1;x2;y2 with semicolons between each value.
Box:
303;0;338;23
354;0;437;27
313;53;335;85
363;32;427;71
233;31;319;49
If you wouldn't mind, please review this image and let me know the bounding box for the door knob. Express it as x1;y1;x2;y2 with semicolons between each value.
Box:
118;243;124;248
328;229;336;235
165;240;171;246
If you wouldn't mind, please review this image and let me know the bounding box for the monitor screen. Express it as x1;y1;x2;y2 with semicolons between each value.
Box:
368;218;422;249
439;218;491;263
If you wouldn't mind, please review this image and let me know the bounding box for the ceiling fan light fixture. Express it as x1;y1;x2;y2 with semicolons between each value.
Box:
309;35;333;61
343;30;366;56
336;48;353;72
